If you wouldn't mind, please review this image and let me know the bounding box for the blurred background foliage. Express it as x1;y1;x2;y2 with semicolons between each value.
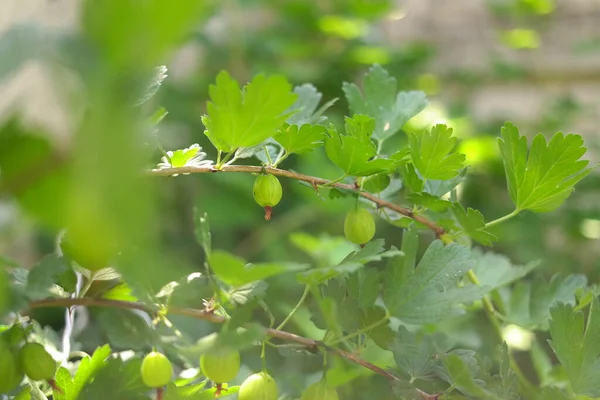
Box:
0;0;599;397
149;0;600;279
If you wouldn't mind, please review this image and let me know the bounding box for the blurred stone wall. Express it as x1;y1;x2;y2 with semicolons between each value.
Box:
385;0;600;137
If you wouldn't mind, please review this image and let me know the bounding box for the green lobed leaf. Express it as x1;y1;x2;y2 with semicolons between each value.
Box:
325;115;397;176
299;239;400;285
227;281;268;305
286;83;337;126
443;353;502;399
347;268;380;309
390;326;452;382
54;345;112;400
498;122;591;212
361;173;391;193
273;124;326;155
409;124;466;181
451;203;498;246
407;193;451;212
209;250;308;288
548;297;600;397
26;255;71;300
498;274;587;330
470;249;539;294
94;308;154;351
383;241;481;324
342;64;427;142
81;357;149;400
202;71;298;153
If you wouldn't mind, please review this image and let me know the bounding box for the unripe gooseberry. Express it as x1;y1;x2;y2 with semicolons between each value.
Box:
0;340;24;394
344;208;376;245
200;349;241;383
253;174;282;221
238;372;278;400
301;380;339;400
140;351;173;388
20;343;57;381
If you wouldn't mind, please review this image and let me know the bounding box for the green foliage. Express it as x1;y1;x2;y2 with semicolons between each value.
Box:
202;71;297;154
383;240;481;324
54;345;112;400
549;298;600;396
409;124;466;181
325;115;396;176
342;64;427;142
0;4;596;399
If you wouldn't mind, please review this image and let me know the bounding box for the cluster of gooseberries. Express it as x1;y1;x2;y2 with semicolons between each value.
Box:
141;348;338;399
253;173;376;245
0;335;58;395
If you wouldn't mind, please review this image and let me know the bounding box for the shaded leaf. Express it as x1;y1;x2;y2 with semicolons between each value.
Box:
81;357;149;400
209;250;307;288
26;255;71;300
286;84;336;126
342;64;427;141
499;274;587;330
548;297;600;396
470;249;539;293
384;241;481;324
94;308;153;351
390;326;452;381
407;193;451;212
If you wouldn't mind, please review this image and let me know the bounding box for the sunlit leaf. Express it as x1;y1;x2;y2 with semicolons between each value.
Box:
498;122;591;212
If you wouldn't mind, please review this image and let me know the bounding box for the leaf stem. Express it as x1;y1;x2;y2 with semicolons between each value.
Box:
329;315;390;346
151;165;445;237
272;150;288;168
485;209;520;228
78;272;96;298
276;284;310;331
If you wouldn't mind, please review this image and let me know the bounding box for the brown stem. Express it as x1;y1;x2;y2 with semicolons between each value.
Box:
28;297;440;398
149;165;445;237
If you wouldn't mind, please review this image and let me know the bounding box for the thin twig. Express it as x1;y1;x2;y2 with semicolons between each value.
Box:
27;297;440;398
149;165;445;237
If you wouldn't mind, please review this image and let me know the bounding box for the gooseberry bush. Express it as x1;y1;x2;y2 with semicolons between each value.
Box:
0;2;598;400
